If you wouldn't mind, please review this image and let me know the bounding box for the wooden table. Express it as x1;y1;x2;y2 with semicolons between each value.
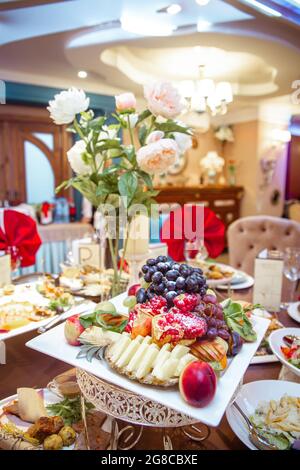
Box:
0;288;299;450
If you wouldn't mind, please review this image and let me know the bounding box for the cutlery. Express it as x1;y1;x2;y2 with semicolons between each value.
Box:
232;401;277;450
37;303;90;334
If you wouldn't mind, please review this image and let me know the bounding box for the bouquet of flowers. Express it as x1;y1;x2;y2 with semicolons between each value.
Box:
48;82;192;295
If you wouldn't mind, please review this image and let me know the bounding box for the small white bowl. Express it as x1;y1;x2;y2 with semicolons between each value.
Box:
269;327;300;377
226;379;300;450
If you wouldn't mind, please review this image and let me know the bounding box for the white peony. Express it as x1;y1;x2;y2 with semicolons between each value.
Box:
173;132;192;155
146;130;164;144
137;138;178;175
67;140;101;175
47;88;90;125
144;81;185;119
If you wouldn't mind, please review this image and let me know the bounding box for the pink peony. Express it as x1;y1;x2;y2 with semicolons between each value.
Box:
115;92;136;112
137;138;178;175
144;81;184;119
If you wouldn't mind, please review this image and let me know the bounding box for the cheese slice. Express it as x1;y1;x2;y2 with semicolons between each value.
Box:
17;388;48;423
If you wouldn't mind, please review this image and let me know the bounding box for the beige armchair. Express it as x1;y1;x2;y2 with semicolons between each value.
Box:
227;215;300;275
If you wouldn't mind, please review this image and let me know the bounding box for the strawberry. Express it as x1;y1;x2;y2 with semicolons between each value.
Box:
173;293;198;313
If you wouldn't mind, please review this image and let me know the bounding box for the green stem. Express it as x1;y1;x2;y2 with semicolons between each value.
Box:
73;116;87;141
127;115;135;147
108;236;119;297
119;219;131;280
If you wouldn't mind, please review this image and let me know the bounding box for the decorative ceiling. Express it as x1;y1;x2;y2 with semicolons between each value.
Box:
101;45;278;98
0;0;300;112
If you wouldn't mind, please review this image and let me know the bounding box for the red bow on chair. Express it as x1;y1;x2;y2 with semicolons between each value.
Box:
160;205;225;262
0;209;42;267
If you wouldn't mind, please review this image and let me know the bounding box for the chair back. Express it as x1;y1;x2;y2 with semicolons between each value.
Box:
228;215;300;275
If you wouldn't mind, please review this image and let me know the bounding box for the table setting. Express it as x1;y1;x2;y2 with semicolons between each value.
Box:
0;81;300;453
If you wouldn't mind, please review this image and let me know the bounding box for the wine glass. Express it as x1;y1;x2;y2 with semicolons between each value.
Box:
184;238;208;264
282;247;300;307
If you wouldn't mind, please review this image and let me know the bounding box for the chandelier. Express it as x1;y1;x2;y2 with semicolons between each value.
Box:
179;65;233;116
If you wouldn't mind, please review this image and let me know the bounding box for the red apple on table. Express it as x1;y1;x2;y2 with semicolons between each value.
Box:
179;361;217;408
64;314;85;346
128;284;141;296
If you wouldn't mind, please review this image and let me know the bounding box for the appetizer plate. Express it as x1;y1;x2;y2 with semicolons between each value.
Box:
0;282;92;341
226;380;300;450
26;293;270;427
216;272;254;291
269;327;300;377
287;302;300;324
0;389;74;450
205;263;237;287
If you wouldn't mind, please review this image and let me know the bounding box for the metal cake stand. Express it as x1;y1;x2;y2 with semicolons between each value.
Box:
76;368;213;450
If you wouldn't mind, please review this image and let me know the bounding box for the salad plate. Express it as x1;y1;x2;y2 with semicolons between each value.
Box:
269;327;300;377
226;380;300;450
26;292;270;427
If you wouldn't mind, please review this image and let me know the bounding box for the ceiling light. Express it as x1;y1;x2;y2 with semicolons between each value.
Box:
196;0;210;5
78;70;88;79
166;3;182;15
197;78;215;99
121;14;175;36
241;0;282;17
197;20;212;31
215;82;233;103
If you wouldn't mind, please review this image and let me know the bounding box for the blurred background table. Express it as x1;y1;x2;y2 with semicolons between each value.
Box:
18;222;93;275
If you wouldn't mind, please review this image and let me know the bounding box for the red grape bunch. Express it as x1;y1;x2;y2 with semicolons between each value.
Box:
193;294;230;342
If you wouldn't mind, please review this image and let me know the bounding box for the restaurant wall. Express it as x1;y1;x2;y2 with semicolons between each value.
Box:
172;121;259;217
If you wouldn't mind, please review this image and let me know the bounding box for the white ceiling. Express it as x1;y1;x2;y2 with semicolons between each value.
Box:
0;0;300;115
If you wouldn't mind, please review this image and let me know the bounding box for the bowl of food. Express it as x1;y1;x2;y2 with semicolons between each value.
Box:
226;380;300;450
269;327;300;377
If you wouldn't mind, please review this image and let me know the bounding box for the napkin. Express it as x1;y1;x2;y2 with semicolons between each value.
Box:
0;209;42;267
160;205;225;261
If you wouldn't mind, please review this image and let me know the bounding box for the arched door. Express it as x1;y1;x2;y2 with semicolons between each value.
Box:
0;105;72;204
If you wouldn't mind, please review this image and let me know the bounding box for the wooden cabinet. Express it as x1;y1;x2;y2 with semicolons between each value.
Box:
155;185;244;229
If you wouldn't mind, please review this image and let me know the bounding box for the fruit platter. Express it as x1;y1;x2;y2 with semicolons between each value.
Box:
27;256;270;426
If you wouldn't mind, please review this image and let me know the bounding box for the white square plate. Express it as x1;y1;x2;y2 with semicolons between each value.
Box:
26;293;270;427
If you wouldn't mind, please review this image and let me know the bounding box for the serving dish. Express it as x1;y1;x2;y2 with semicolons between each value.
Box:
269;327;300;377
226;380;300;450
26;292;269;426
